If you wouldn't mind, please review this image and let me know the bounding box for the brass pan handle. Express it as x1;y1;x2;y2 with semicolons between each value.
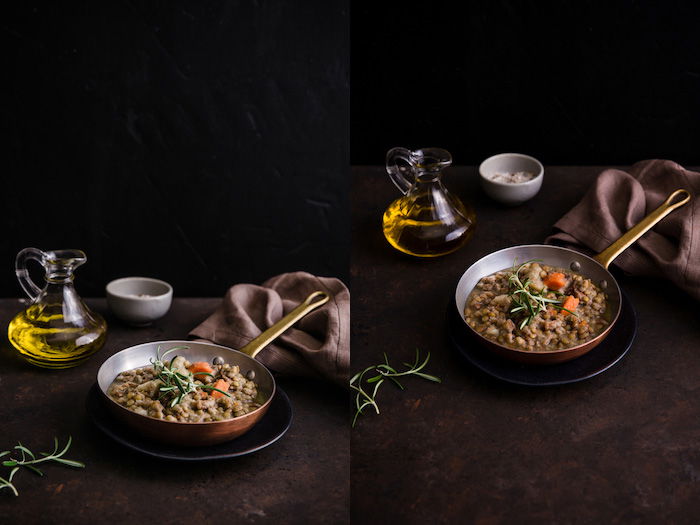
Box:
239;290;331;359
593;188;691;269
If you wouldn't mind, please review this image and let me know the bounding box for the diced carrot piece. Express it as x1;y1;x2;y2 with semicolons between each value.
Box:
561;295;579;315
210;379;230;399
543;272;567;290
188;361;214;376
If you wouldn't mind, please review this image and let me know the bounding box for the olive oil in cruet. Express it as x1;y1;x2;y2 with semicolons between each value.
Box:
8;248;107;369
382;147;476;257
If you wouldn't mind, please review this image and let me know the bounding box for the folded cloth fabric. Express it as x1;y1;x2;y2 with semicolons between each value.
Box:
545;159;699;301
189;271;349;388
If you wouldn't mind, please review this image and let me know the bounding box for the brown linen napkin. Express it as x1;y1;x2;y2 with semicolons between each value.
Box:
545;159;699;301
189;271;349;388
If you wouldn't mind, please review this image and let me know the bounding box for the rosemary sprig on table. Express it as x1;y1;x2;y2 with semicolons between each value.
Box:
508;259;576;330
350;350;441;427
151;346;230;407
0;437;84;497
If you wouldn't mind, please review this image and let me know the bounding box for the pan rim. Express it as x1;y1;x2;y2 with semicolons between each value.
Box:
96;339;276;426
454;244;623;357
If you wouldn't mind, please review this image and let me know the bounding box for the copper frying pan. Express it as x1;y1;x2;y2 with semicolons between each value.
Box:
454;189;691;364
96;291;330;446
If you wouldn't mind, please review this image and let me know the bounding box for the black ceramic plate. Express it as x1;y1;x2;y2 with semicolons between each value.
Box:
86;383;292;460
448;289;637;385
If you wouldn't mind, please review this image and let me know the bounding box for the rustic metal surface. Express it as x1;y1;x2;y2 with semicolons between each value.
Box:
0;298;348;524
351;166;700;523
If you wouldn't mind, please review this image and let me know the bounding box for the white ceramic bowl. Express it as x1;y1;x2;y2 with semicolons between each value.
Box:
105;277;173;326
478;153;544;205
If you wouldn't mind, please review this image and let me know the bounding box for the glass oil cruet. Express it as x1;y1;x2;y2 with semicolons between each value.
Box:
382;147;477;257
8;248;107;369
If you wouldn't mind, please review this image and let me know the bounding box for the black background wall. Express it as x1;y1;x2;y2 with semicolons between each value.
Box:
351;1;700;167
2;1;349;297
6;2;699;297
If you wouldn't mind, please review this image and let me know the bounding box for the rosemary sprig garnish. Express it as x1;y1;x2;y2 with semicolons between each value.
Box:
508;259;576;330
151;346;231;407
350;349;441;427
0;437;84;497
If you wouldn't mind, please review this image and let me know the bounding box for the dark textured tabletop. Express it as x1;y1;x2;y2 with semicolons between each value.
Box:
0;298;348;524
351;166;700;523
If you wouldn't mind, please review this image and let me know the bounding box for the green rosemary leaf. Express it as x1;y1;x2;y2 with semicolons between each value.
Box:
370;379;384;400
168;355;180;371
50;458;85;468
202;386;231;397
557;306;578;316
24;465;43;476
349;370;365;384
387;376;404;390
414;372;442;383
171;373;186;395
14;444;35;460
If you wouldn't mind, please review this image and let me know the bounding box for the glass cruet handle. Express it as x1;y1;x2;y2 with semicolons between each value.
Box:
386;147;416;195
15;247;47;302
